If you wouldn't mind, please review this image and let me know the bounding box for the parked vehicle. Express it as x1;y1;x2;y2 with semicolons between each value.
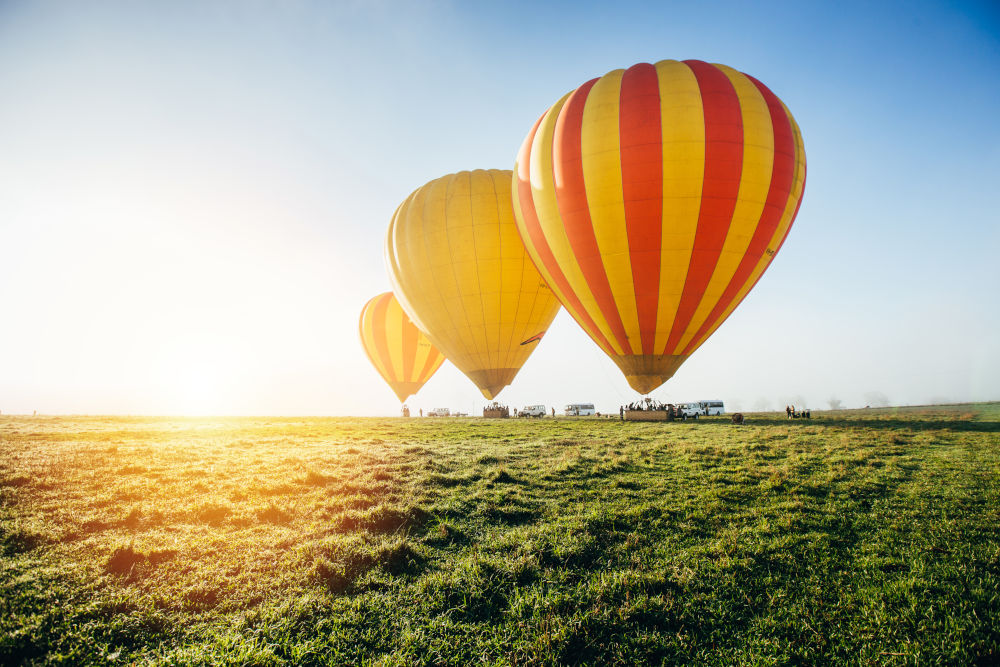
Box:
518;404;547;418
678;403;702;417
427;408;450;417
564;403;595;416
698;400;725;416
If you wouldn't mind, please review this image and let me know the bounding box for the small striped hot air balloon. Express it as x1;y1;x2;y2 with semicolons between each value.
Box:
513;59;806;394
385;170;561;400
359;292;446;402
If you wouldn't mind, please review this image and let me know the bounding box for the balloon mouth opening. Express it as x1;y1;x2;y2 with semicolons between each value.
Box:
388;381;424;403
611;354;688;395
463;368;521;400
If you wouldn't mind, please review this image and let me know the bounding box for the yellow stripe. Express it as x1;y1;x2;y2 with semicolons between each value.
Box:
361;297;392;381
653;59;705;354
416;343;444;383
671;64;774;353
528;93;625;356
384;297;405;381
580;68;641;355
685;101;806;354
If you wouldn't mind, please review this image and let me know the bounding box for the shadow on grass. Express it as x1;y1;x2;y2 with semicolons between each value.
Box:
1;523;48;555
334;504;429;534
313;536;426;594
104;546;178;582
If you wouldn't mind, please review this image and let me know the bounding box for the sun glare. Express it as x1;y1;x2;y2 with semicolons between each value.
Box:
155;345;238;416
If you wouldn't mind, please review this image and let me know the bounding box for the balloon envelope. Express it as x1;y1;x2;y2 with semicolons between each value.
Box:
359;292;446;402
512;59;806;394
386;169;561;399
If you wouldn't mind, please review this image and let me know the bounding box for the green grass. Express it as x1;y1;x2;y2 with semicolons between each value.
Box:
1;404;998;665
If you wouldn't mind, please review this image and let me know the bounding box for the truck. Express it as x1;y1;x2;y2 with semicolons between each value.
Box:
427;408;450;417
678;403;702;418
518;404;546;418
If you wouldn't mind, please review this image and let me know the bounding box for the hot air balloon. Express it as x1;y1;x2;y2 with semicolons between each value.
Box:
512;59;806;394
359;292;446;402
385;169;561;399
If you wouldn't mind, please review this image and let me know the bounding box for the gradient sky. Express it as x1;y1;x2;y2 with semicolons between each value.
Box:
2;0;998;416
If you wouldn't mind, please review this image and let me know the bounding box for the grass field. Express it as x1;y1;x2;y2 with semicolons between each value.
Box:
2;405;999;665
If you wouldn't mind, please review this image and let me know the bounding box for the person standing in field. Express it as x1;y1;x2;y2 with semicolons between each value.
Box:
786;405;791;418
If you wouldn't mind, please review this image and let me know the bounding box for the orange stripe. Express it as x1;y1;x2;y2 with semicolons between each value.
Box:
680;74;796;356
619;62;662;355
664;61;743;355
399;301;418;381
416;344;442;383
553;78;632;353
772;129;806;254
515;110;618;356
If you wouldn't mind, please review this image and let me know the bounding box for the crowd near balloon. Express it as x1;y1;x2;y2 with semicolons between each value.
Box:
360;59;806;409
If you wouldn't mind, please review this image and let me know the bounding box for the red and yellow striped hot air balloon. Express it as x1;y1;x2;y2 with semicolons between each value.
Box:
513;59;806;394
359;292;446;402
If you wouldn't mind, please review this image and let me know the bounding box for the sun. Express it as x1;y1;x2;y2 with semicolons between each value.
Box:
153;342;239;416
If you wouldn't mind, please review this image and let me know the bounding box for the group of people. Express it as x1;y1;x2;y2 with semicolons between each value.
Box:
619;398;689;421
786;405;811;419
483;402;510;418
623;397;671;412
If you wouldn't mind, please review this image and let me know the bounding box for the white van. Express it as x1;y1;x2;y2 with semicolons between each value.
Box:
698;400;725;416
519;405;546;417
564;403;595;416
427;408;450;417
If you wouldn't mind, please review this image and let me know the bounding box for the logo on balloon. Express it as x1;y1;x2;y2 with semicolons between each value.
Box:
520;332;546;346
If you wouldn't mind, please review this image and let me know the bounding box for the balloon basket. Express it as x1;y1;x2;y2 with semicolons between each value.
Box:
624;410;673;422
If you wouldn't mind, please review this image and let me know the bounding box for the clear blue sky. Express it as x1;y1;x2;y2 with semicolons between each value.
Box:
1;0;998;415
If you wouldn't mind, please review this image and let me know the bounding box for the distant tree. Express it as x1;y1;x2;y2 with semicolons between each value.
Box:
828;397;843;410
864;391;890;408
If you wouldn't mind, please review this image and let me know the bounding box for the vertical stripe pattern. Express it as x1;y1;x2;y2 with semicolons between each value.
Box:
359;292;446;403
512;59;807;394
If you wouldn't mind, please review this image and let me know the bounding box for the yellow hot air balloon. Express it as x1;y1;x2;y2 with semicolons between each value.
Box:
359;292;446;402
512;59;806;394
385;169;561;399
